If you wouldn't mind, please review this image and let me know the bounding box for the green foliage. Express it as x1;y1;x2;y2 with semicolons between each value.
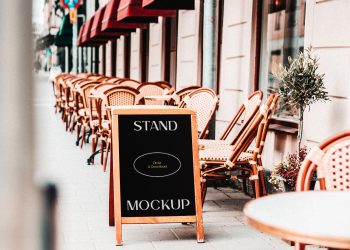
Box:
277;47;329;112
269;147;308;192
275;47;330;150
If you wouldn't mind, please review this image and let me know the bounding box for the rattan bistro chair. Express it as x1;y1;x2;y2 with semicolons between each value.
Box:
55;74;76;120
168;85;201;106
52;73;70;114
221;91;263;142
296;130;350;192
294;130;350;250
70;80;100;145
237;94;278;197
178;88;219;139
100;86;144;171
137;82;174;105
199;94;277;202
87;83;119;164
199;91;263;150
152;81;172;88
76;82;100;148
64;77;87;131
118;79;141;89
104;77;120;83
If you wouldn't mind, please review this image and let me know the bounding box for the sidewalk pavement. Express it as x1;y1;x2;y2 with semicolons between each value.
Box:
34;72;303;250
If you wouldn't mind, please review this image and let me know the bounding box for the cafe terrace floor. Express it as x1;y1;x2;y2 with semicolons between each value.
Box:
34;72;324;250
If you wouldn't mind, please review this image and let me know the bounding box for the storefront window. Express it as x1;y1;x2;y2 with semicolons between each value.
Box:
259;0;305;121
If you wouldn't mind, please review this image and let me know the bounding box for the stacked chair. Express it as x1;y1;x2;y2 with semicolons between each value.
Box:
52;73;219;171
52;72;276;206
199;93;279;202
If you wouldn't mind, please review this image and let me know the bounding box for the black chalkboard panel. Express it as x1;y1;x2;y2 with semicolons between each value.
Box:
118;114;196;217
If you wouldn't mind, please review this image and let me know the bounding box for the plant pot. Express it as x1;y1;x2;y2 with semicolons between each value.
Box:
310;180;316;190
283;180;316;192
283;182;294;192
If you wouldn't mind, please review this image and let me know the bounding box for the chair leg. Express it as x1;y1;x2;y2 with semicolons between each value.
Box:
54;103;58;114
259;170;267;196
294;242;305;250
100;138;105;166
103;139;110;172
252;171;260;199
71;120;77;132
200;181;207;206
80;125;85;148
254;179;260;198
90;132;98;164
69;113;76;132
85;129;91;144
87;149;101;165
65;112;71;131
61;106;66;122
76;123;81;146
61;107;64;121
242;171;248;196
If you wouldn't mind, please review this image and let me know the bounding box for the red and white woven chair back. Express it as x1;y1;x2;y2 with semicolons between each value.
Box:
321;140;350;191
297;130;350;191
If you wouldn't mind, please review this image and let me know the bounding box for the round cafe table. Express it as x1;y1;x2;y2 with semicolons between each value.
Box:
243;191;350;249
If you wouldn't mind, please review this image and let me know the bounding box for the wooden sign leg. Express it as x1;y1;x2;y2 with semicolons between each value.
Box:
112;140;123;245
115;214;122;246
191;113;205;243
196;217;204;243
195;191;204;243
109;149;115;226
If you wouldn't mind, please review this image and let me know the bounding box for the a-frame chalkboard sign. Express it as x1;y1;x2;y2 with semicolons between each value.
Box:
111;106;204;245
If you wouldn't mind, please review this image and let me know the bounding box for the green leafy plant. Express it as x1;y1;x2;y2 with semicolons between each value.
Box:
269;147;308;192
276;47;329;151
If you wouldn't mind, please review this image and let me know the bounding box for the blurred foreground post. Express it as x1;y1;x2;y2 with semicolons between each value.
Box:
0;1;39;250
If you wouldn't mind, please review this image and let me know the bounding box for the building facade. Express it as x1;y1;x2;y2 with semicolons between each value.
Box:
70;0;350;170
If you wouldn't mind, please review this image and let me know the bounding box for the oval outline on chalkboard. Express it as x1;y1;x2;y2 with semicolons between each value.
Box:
133;152;182;178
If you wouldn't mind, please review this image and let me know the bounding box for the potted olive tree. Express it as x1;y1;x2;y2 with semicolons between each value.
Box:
268;47;329;191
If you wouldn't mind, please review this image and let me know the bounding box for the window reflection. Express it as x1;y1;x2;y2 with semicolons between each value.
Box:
259;0;305;121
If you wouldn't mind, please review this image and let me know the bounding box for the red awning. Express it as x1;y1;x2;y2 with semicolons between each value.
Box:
142;0;195;10
117;0;176;23
90;5;128;39
101;0;148;32
82;16;108;46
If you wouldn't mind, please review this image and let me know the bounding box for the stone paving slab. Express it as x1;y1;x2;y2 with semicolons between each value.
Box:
34;73;324;250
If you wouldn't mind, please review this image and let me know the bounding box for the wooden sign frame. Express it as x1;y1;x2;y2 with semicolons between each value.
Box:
110;106;204;245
